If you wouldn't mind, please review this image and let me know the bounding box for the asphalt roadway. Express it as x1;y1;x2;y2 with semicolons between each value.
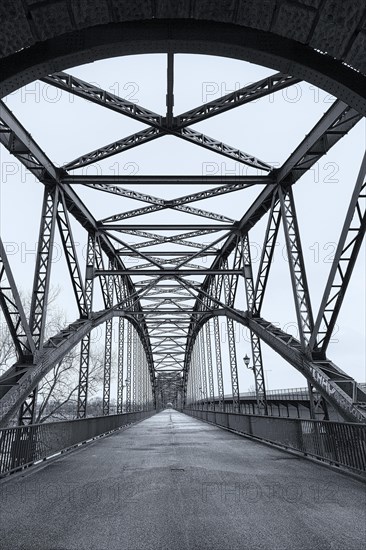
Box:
0;410;365;550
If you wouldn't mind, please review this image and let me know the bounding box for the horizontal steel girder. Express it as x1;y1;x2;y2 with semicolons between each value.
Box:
62;175;272;186
101;224;234;231
95;270;243;276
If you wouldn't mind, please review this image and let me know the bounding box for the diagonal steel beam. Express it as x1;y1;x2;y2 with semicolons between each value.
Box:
309;151;366;355
0;239;35;358
279;186;314;350
42;71;163;127
172;127;272;171
276;102;362;183
64;127;163;171
45;71;273;173
118;229;220;251
176;232;232;269
57;192;88;318
106;232;163;268
63;123;270;172
253;192;281;314
98;178;263;223
176;73;301;127
91;183;226;222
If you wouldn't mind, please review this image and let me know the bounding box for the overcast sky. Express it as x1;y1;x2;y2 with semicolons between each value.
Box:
0;53;365;395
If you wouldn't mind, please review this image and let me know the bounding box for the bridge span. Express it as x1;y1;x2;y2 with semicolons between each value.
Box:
1;3;366;549
1;410;365;550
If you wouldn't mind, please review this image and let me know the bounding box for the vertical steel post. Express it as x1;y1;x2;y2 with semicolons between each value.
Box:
199;331;208;410
241;234;268;415
116;318;125;414
132;329;137;412
213;316;225;411
126;322;132;412
29;186;59;349
205;320;215;411
102;318;113;416
222;245;242;413
19;186;59;425
77;233;95;418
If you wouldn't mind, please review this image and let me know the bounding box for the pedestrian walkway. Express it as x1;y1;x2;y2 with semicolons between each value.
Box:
0;410;365;550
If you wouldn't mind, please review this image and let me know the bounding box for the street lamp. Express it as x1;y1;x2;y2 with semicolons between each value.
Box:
243;354;251;369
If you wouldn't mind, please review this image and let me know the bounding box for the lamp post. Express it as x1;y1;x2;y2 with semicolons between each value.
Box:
199;386;205;410
243;355;252;414
243;354;258;414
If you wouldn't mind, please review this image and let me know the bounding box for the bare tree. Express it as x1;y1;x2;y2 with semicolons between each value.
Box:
0;287;110;423
0;320;15;369
34;344;106;423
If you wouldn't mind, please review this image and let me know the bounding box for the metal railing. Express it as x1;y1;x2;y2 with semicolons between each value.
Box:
223;387;311;400
0;410;155;477
183;409;366;476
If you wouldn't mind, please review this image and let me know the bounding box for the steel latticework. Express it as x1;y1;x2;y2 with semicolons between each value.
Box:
0;41;365;432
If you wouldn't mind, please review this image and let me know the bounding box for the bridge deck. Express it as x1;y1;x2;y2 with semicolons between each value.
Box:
0;411;365;550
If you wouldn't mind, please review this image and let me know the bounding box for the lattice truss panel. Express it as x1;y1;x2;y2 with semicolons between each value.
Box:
0;54;365;426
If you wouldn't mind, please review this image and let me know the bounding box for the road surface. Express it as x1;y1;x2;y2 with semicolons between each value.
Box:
0;410;365;550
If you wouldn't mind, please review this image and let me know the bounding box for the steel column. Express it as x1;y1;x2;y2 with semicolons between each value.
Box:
205;320;215;411
241;234;268;414
19;185;59;425
223;247;241;413
126;322;132;413
116;318;125;414
213;316;225;412
77;233;96;418
29;185;59;350
199;330;208;410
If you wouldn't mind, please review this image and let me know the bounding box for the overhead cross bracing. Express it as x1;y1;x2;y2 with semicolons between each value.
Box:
0;51;365;427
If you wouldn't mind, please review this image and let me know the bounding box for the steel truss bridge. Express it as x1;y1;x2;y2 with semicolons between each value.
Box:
0;2;365;431
1;4;366;549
